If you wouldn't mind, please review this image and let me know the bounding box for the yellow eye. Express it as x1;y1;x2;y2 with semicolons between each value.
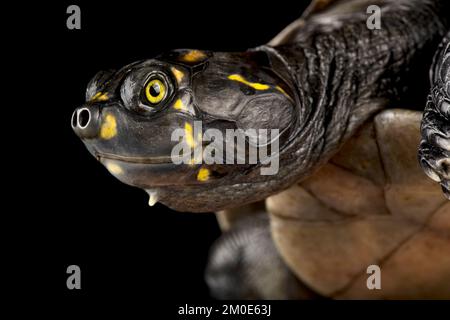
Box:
145;79;166;104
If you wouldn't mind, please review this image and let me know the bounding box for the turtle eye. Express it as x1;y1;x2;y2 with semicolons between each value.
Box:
145;78;166;104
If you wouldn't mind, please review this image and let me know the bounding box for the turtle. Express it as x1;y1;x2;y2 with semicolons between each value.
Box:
71;0;450;299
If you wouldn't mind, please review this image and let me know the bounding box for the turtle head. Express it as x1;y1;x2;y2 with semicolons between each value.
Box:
72;49;297;212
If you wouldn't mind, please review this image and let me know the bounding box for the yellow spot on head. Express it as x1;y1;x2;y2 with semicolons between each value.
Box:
228;74;270;90
174;98;186;111
171;67;184;83
197;168;210;181
184;122;203;164
100;114;117;140
275;85;292;100
91;92;109;102
180;50;207;62
105;162;123;175
184;122;195;147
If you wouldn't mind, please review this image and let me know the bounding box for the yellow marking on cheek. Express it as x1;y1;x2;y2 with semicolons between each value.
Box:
91;92;109;102
184;122;195;147
228;74;270;90
184;122;203;164
171;67;184;83
174;98;186;111
189;151;203;165
100;114;117;140
180;50;207;62
105;162;123;175
193;133;203;164
197;168;210;181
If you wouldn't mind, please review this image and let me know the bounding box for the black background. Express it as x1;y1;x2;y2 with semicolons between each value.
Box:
7;0;450;317
9;0;309;305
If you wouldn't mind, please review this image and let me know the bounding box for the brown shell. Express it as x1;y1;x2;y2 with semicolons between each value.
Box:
267;109;450;299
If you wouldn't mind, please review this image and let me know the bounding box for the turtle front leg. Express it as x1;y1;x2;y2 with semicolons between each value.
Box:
419;32;450;199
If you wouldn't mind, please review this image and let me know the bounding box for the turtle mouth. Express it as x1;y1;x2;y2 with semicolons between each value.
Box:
95;153;217;188
95;152;187;164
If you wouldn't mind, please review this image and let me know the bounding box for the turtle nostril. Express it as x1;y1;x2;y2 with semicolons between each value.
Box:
78;108;91;128
72;106;99;139
71;110;78;128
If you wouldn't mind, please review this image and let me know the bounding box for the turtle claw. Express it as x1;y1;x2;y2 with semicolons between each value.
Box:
419;99;450;199
441;180;450;200
420;155;442;182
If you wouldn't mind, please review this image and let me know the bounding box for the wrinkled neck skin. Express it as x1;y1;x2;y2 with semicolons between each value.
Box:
155;0;449;212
